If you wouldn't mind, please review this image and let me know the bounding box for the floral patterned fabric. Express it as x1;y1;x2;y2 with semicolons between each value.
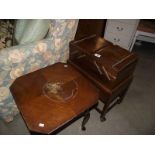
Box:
0;20;14;50
0;19;78;122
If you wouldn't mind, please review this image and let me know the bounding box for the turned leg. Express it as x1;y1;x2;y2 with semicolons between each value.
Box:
81;110;90;131
100;90;127;121
117;88;129;104
100;87;130;121
100;101;110;122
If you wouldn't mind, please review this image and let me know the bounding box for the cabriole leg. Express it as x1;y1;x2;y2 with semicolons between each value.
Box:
81;110;90;131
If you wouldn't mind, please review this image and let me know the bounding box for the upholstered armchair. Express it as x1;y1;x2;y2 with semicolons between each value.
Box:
0;19;78;122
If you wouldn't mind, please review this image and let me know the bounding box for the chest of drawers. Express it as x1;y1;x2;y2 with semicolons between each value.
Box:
104;19;139;50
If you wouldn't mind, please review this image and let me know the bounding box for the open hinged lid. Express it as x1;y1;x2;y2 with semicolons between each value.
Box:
70;35;138;81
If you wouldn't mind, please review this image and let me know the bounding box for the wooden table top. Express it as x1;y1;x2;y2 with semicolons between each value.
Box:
137;20;155;33
10;63;99;134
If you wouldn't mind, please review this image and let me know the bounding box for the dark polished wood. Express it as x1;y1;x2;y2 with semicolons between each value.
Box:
75;19;107;40
69;35;138;121
138;20;155;33
81;110;90;131
70;35;138;83
10;63;99;134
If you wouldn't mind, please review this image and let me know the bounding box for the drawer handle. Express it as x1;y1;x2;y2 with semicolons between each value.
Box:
114;38;120;42
116;27;123;31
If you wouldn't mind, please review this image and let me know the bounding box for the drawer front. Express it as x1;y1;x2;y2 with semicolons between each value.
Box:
104;32;131;50
105;20;136;37
110;19;139;25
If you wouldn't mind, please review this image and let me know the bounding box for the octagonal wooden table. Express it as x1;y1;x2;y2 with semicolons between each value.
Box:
10;63;99;134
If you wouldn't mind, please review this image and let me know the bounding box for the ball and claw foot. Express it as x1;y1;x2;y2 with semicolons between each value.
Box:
100;115;106;122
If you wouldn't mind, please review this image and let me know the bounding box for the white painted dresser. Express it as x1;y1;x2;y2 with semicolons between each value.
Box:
104;19;139;51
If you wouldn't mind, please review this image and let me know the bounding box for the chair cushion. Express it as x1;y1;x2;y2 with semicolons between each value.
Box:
14;19;50;45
